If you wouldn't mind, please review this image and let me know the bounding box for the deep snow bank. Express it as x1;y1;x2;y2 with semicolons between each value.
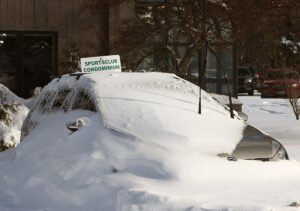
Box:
0;72;299;210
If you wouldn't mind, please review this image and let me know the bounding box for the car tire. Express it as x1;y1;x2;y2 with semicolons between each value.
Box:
248;90;254;96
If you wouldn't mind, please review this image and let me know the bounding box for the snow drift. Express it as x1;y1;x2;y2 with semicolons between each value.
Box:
0;72;299;211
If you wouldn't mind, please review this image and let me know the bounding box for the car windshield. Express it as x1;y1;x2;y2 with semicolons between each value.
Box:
34;86;97;114
266;71;299;80
238;68;251;77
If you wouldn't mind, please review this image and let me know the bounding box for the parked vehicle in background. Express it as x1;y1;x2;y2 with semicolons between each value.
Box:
238;67;260;96
261;68;300;98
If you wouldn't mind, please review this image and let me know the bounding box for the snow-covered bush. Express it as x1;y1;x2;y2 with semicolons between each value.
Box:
0;85;29;152
0;103;29;151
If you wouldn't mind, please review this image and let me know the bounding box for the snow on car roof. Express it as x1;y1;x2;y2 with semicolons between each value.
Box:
43;71;232;116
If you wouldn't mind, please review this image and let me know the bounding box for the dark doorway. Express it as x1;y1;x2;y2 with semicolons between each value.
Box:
0;32;57;98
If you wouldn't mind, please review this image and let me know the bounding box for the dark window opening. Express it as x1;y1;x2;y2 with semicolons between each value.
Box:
0;32;58;98
0;34;18;94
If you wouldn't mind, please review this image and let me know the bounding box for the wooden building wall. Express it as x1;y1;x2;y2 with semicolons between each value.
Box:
0;0;107;75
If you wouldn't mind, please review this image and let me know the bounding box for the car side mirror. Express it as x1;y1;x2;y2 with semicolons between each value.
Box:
66;117;89;132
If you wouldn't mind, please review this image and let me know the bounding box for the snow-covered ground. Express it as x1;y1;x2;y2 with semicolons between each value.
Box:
1;73;300;210
239;93;300;162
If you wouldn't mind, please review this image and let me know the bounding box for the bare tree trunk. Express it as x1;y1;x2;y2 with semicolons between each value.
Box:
288;95;300;120
290;98;300;120
286;84;300;120
177;45;200;77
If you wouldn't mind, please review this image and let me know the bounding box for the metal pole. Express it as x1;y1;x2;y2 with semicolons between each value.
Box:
199;0;207;114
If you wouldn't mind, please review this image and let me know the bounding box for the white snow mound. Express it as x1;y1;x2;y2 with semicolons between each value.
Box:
0;72;299;211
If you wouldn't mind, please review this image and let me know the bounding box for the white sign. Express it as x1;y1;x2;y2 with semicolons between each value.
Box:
80;55;121;73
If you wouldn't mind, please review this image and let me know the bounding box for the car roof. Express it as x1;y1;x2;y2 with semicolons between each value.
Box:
40;71;231;116
267;68;296;72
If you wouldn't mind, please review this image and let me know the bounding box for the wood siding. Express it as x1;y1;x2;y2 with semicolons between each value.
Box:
0;0;107;75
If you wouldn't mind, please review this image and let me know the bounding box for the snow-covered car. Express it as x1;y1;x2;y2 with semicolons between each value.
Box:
21;72;288;162
0;72;297;211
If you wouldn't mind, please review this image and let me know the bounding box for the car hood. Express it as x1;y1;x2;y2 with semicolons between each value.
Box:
263;79;299;84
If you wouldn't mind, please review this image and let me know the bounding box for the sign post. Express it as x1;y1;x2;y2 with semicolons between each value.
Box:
80;55;121;73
